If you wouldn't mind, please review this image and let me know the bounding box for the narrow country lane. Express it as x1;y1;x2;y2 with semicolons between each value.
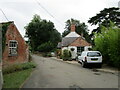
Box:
22;54;118;88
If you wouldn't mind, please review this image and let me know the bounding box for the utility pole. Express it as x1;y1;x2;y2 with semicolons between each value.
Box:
0;23;3;90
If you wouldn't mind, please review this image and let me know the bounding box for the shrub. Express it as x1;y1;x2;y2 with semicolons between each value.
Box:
62;49;71;61
42;53;47;57
3;62;36;74
37;41;54;52
56;49;62;58
94;22;120;67
47;53;52;57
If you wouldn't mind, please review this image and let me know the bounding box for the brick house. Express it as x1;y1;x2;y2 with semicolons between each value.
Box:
57;24;92;59
1;21;29;67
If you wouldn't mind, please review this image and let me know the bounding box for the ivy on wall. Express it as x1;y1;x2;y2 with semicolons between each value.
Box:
0;22;11;53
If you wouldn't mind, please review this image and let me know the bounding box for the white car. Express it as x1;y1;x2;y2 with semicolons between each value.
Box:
78;51;102;68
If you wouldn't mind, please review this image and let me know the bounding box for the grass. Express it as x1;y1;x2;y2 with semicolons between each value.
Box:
3;68;33;88
3;61;36;74
2;61;37;88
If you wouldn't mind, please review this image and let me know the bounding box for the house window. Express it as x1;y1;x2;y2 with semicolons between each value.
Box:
77;47;84;55
9;40;18;56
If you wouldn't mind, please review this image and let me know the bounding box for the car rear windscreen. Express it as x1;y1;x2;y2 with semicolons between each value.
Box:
87;52;101;57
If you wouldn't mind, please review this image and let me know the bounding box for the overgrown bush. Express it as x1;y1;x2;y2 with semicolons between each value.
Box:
94;22;120;67
62;49;71;61
37;41;54;52
3;62;36;74
47;53;52;57
56;49;62;58
41;52;52;57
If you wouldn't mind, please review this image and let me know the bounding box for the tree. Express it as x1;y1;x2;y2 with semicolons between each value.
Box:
94;22;120;67
25;14;61;52
62;18;91;43
88;7;120;36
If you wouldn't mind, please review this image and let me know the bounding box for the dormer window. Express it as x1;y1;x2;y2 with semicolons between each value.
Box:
9;40;18;56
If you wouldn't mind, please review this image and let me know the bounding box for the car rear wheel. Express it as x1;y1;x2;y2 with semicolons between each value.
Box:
98;64;102;68
82;61;86;68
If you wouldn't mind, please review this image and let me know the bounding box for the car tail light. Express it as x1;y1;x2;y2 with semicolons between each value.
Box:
85;57;87;62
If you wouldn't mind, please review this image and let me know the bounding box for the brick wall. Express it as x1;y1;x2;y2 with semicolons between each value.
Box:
2;23;29;67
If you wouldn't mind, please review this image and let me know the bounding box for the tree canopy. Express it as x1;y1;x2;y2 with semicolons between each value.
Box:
25;14;61;52
88;7;120;36
62;18;91;43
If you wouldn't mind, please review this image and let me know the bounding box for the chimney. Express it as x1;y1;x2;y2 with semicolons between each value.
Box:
81;33;83;37
71;24;75;32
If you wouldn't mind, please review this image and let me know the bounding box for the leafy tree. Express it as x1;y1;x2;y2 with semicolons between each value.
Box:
94;22;120;67
25;14;61;52
62;18;91;43
88;7;120;36
37;41;54;52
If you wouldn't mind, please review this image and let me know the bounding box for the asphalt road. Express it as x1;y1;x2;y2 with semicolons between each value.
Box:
22;54;118;88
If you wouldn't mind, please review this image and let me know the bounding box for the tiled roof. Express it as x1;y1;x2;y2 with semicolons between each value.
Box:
57;42;62;48
62;37;78;47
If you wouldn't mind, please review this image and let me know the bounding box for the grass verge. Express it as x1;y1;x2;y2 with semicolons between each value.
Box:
2;61;36;88
3;68;33;88
3;68;33;89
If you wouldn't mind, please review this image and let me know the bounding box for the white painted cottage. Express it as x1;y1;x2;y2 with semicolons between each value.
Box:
58;24;92;59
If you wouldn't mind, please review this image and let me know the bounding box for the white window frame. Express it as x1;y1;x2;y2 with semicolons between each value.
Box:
77;46;84;55
8;40;18;56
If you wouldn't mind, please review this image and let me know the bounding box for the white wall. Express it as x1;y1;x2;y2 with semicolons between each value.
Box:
62;46;92;59
68;46;77;59
84;46;92;51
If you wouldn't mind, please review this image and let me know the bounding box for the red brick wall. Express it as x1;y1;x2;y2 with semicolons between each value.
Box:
69;37;91;46
2;23;29;67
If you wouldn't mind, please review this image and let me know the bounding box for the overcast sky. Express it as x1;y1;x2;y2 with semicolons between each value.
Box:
0;0;120;37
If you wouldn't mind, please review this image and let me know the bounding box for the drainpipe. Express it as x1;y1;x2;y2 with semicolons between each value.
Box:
0;24;3;90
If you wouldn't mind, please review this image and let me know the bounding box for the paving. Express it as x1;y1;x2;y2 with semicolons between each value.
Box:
22;54;118;88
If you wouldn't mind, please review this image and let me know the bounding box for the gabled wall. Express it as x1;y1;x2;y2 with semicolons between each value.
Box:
62;37;92;59
2;23;29;67
69;37;91;46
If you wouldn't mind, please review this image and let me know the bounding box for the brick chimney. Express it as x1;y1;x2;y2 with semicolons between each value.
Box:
71;24;75;32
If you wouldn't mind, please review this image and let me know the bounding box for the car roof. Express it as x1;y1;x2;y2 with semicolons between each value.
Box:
82;51;100;53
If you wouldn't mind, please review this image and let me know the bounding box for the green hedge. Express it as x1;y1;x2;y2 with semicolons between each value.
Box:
3;62;36;74
94;22;120;67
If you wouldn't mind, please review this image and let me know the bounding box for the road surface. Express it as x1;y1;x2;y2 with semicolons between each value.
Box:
22;54;118;88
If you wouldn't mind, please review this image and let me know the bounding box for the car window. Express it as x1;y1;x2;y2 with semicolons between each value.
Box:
81;52;86;56
87;52;101;57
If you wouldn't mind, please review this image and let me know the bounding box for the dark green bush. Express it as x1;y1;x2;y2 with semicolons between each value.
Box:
47;53;52;57
3;62;36;74
37;41;54;52
62;49;71;61
42;53;48;57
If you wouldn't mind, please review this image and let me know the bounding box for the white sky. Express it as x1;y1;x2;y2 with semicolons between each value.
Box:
0;0;120;37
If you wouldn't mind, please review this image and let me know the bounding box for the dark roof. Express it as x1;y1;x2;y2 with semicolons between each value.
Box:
62;37;78;47
57;42;62;48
